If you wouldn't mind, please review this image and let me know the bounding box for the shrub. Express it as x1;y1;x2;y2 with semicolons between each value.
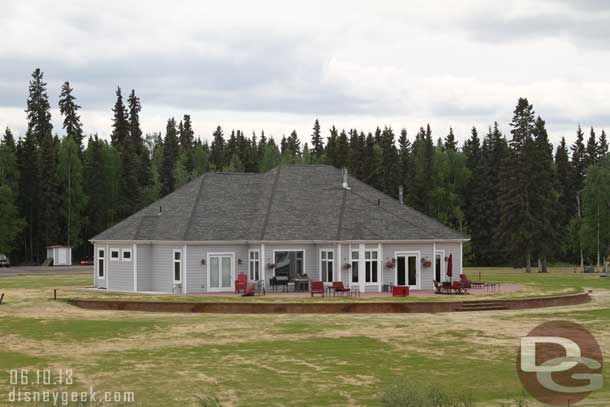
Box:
380;379;473;407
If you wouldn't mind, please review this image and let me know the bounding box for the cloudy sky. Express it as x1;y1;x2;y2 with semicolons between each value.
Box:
1;0;609;147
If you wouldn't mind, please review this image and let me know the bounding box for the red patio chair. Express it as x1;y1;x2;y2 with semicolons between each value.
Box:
452;281;466;294
462;274;485;289
433;280;442;294
332;281;350;296
235;273;247;294
242;284;256;297
460;274;472;289
311;281;324;297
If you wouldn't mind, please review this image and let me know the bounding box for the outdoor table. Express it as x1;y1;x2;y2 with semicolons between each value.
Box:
325;286;336;297
294;279;309;292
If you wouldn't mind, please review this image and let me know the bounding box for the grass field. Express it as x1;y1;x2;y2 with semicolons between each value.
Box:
0;267;608;406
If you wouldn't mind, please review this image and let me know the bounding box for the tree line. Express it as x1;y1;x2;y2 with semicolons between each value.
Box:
0;69;609;270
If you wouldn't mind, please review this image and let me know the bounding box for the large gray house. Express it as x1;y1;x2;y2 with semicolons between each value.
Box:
91;165;467;293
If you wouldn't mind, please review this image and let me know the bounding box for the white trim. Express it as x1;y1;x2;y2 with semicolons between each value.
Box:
394;250;421;289
434;249;446;282
378;243;383;292
459;242;463;275
363;247;380;285
337;244;342;283
109;248;120;261
248;249;261;281
105;243;109;287
359;243;365;293
133;244;137;292
183;244;188;294
91;238;470;245
206;252;235;292
97;247;105;279
272;248;307;279
432;242;436;283
261;244;266;284
121;248;132;262
320;249;335;283
172;249;182;284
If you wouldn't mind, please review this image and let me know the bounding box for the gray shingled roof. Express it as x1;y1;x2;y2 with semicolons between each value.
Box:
92;165;467;242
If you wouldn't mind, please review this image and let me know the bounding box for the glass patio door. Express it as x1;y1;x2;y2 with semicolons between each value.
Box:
209;254;233;292
396;254;419;288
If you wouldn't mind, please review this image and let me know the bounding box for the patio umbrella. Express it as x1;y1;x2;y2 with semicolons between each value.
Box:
447;254;453;282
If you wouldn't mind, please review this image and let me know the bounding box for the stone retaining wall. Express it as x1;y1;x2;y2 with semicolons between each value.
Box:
67;291;590;314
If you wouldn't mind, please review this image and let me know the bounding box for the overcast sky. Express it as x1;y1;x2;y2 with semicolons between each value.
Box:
1;0;609;147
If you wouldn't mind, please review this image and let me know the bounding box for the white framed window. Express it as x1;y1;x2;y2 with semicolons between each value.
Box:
110;248;120;261
320;250;334;282
173;250;182;283
351;250;359;283
365;249;379;283
122;248;132;262
97;248;105;278
249;250;260;281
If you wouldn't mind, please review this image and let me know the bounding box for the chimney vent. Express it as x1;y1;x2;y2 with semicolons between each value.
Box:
398;186;404;205
342;168;350;190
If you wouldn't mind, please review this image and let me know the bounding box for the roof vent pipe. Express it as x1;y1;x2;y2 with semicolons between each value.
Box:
342;168;350;190
398;185;404;205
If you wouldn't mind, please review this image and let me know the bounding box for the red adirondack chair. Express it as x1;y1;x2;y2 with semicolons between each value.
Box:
242;284;256;297
311;281;324;297
332;281;350;296
235;273;247;294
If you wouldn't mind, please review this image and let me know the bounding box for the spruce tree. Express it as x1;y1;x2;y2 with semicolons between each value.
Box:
462;127;486;263
380;127;399;196
325;126;338;166
311;119;324;160
84;136;109;243
530;117;558;272
37;134;61;252
160;118;180;196
57;136;87;246
58;82;84;149
111;87;129;150
477;123;508;264
411;125;435;215
0;128;19;193
209;126;225;170
599;130;608;159
444;127;458;152
571;125;587;194
335;129;350;169
179;114;195;173
585;127;599;167
348;129;365;179
497;98;536;271
397;128;411;197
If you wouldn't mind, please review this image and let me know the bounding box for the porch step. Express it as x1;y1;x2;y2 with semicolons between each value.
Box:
456;301;509;312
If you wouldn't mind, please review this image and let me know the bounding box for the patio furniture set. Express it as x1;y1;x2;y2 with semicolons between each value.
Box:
234;273;361;297
432;274;497;295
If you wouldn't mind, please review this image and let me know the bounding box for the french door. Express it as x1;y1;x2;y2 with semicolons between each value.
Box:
396;254;419;288
208;254;234;292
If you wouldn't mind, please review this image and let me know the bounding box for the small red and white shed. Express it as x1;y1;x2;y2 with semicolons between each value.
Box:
46;245;72;266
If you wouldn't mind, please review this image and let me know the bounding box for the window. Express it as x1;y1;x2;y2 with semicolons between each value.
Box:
249;250;260;281
351;251;359;283
97;249;105;278
274;251;305;280
110;249;120;261
122;249;132;262
365;250;378;283
173;250;181;283
321;250;334;282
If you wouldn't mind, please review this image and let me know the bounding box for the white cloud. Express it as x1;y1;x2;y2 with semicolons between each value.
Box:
0;0;609;148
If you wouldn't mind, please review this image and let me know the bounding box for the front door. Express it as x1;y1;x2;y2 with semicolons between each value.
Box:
208;254;234;292
396;254;419;288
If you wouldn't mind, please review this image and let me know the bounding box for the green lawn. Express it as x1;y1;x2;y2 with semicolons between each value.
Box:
0;267;609;406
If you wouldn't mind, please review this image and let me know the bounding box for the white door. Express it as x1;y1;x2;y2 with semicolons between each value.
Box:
396;254;420;289
58;249;67;266
208;254;234;292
